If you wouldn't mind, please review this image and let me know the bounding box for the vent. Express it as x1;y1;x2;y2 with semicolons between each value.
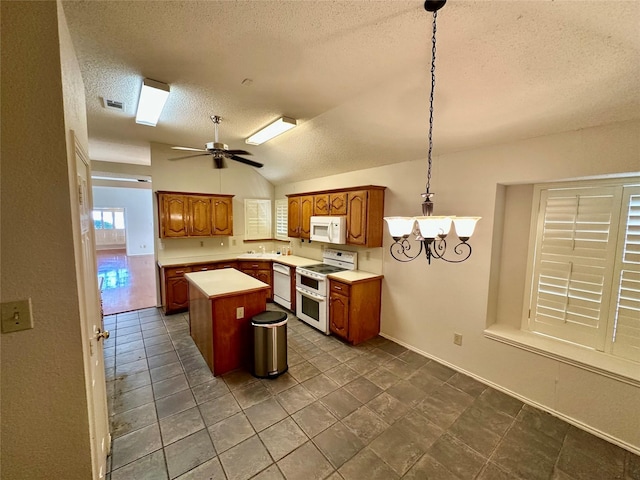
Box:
101;97;125;112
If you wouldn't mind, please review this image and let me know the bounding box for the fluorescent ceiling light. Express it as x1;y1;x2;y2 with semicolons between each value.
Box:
135;78;170;126
245;117;297;145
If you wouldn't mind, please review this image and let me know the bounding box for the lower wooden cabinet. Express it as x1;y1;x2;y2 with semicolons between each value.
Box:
238;260;273;300
161;266;192;314
160;261;239;314
329;276;382;345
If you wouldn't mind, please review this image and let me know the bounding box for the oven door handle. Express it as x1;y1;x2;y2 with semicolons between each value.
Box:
295;286;325;301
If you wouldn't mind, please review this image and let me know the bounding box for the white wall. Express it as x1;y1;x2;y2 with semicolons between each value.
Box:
1;2;94;477
275;119;640;453
93;185;155;256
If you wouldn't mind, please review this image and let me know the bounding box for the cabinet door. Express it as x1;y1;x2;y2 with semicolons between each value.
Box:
255;269;272;299
166;277;190;313
160;194;189;238
212;197;233;235
329;291;349;339
188;196;213;236
346;190;368;245
329;193;347;215
288;197;301;237
314;194;329;215
300;195;314;239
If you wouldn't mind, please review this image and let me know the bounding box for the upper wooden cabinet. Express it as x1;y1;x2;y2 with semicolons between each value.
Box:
212;197;233;236
314;192;347;216
288;195;313;239
287;186;385;247
157;191;234;239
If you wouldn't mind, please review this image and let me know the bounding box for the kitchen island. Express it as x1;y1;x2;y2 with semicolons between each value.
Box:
185;268;270;376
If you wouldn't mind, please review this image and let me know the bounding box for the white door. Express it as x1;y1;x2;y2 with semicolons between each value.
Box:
73;132;110;478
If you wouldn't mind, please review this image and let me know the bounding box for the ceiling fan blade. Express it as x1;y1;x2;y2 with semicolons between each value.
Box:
169;153;211;161
229;155;263;168
171;146;207;152
214;157;227;169
226;149;252;156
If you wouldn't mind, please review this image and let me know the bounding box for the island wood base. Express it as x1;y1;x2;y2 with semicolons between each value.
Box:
189;285;267;376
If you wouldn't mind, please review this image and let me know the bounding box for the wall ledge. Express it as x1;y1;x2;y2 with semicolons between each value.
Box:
484;324;639;387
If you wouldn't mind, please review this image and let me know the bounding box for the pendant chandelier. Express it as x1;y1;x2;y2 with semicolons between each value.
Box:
384;0;480;264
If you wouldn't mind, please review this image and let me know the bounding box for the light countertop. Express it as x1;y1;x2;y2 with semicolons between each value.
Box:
185;268;269;299
328;270;383;283
157;254;320;268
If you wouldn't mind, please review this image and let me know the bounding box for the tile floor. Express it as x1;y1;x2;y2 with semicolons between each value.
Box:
103;306;640;480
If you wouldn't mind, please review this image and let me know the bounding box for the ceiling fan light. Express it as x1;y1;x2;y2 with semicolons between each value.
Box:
135;78;170;126
245;117;297;145
415;216;452;239
384;217;416;238
453;217;481;239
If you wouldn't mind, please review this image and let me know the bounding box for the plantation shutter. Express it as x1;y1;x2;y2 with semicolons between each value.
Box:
610;187;640;361
275;199;289;241
529;186;623;349
244;199;272;240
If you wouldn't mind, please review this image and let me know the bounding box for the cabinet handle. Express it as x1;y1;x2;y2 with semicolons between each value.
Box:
175;270;184;274
335;286;342;290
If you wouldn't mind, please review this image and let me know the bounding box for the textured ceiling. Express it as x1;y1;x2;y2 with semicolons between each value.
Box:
62;1;640;185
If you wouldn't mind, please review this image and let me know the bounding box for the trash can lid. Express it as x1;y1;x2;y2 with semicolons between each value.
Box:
251;311;288;325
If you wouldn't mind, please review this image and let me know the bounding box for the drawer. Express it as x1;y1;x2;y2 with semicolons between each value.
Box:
330;281;350;295
238;260;271;270
164;266;192;278
191;263;217;272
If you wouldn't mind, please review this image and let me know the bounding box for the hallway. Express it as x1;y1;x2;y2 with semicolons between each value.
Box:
98;249;157;315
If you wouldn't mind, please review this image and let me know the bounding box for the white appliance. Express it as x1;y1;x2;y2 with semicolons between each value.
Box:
310;216;347;244
272;262;292;310
296;249;357;334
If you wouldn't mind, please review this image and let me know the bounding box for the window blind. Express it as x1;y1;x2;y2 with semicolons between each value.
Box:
275;199;288;241
529;187;622;349
244;199;272;240
610;188;640;361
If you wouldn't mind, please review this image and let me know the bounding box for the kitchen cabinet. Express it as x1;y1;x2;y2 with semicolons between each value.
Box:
238;260;273;299
329;276;382;345
157;191;234;239
313;192;347;216
287;186;385;247
287;195;313;239
161;266;192;314
346;188;385;247
212;196;233;235
188;196;212;236
159;260;238;314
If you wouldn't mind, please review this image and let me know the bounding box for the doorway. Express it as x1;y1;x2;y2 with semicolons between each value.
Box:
92;181;156;315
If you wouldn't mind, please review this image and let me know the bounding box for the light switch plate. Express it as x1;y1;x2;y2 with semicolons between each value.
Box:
236;307;244;319
1;298;34;333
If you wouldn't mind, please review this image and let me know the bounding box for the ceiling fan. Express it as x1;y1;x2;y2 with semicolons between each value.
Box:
170;115;263;169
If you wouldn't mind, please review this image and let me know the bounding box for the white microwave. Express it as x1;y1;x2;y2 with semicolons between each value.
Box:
310;216;347;244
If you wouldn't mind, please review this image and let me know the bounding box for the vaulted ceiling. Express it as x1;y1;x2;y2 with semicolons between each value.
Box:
62;1;640;185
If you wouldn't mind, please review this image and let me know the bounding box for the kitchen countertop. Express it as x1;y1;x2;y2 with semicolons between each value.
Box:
328;270;384;283
185;268;269;299
157;254;319;268
159;253;382;281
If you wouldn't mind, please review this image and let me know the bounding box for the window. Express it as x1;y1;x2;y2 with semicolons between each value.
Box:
244;199;271;240
275;199;288;241
525;180;640;363
93;208;125;230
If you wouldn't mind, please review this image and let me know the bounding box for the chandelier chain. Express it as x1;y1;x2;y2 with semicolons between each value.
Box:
426;10;438;194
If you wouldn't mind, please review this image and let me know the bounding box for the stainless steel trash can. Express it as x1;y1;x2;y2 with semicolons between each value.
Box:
252;311;288;378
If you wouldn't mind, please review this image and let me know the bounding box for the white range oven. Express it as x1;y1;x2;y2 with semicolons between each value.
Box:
296;249;357;334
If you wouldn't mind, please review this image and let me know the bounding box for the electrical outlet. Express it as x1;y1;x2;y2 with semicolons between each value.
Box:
1;298;34;333
365;251;371;260
236;307;244;319
453;333;463;346
200;241;204;247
